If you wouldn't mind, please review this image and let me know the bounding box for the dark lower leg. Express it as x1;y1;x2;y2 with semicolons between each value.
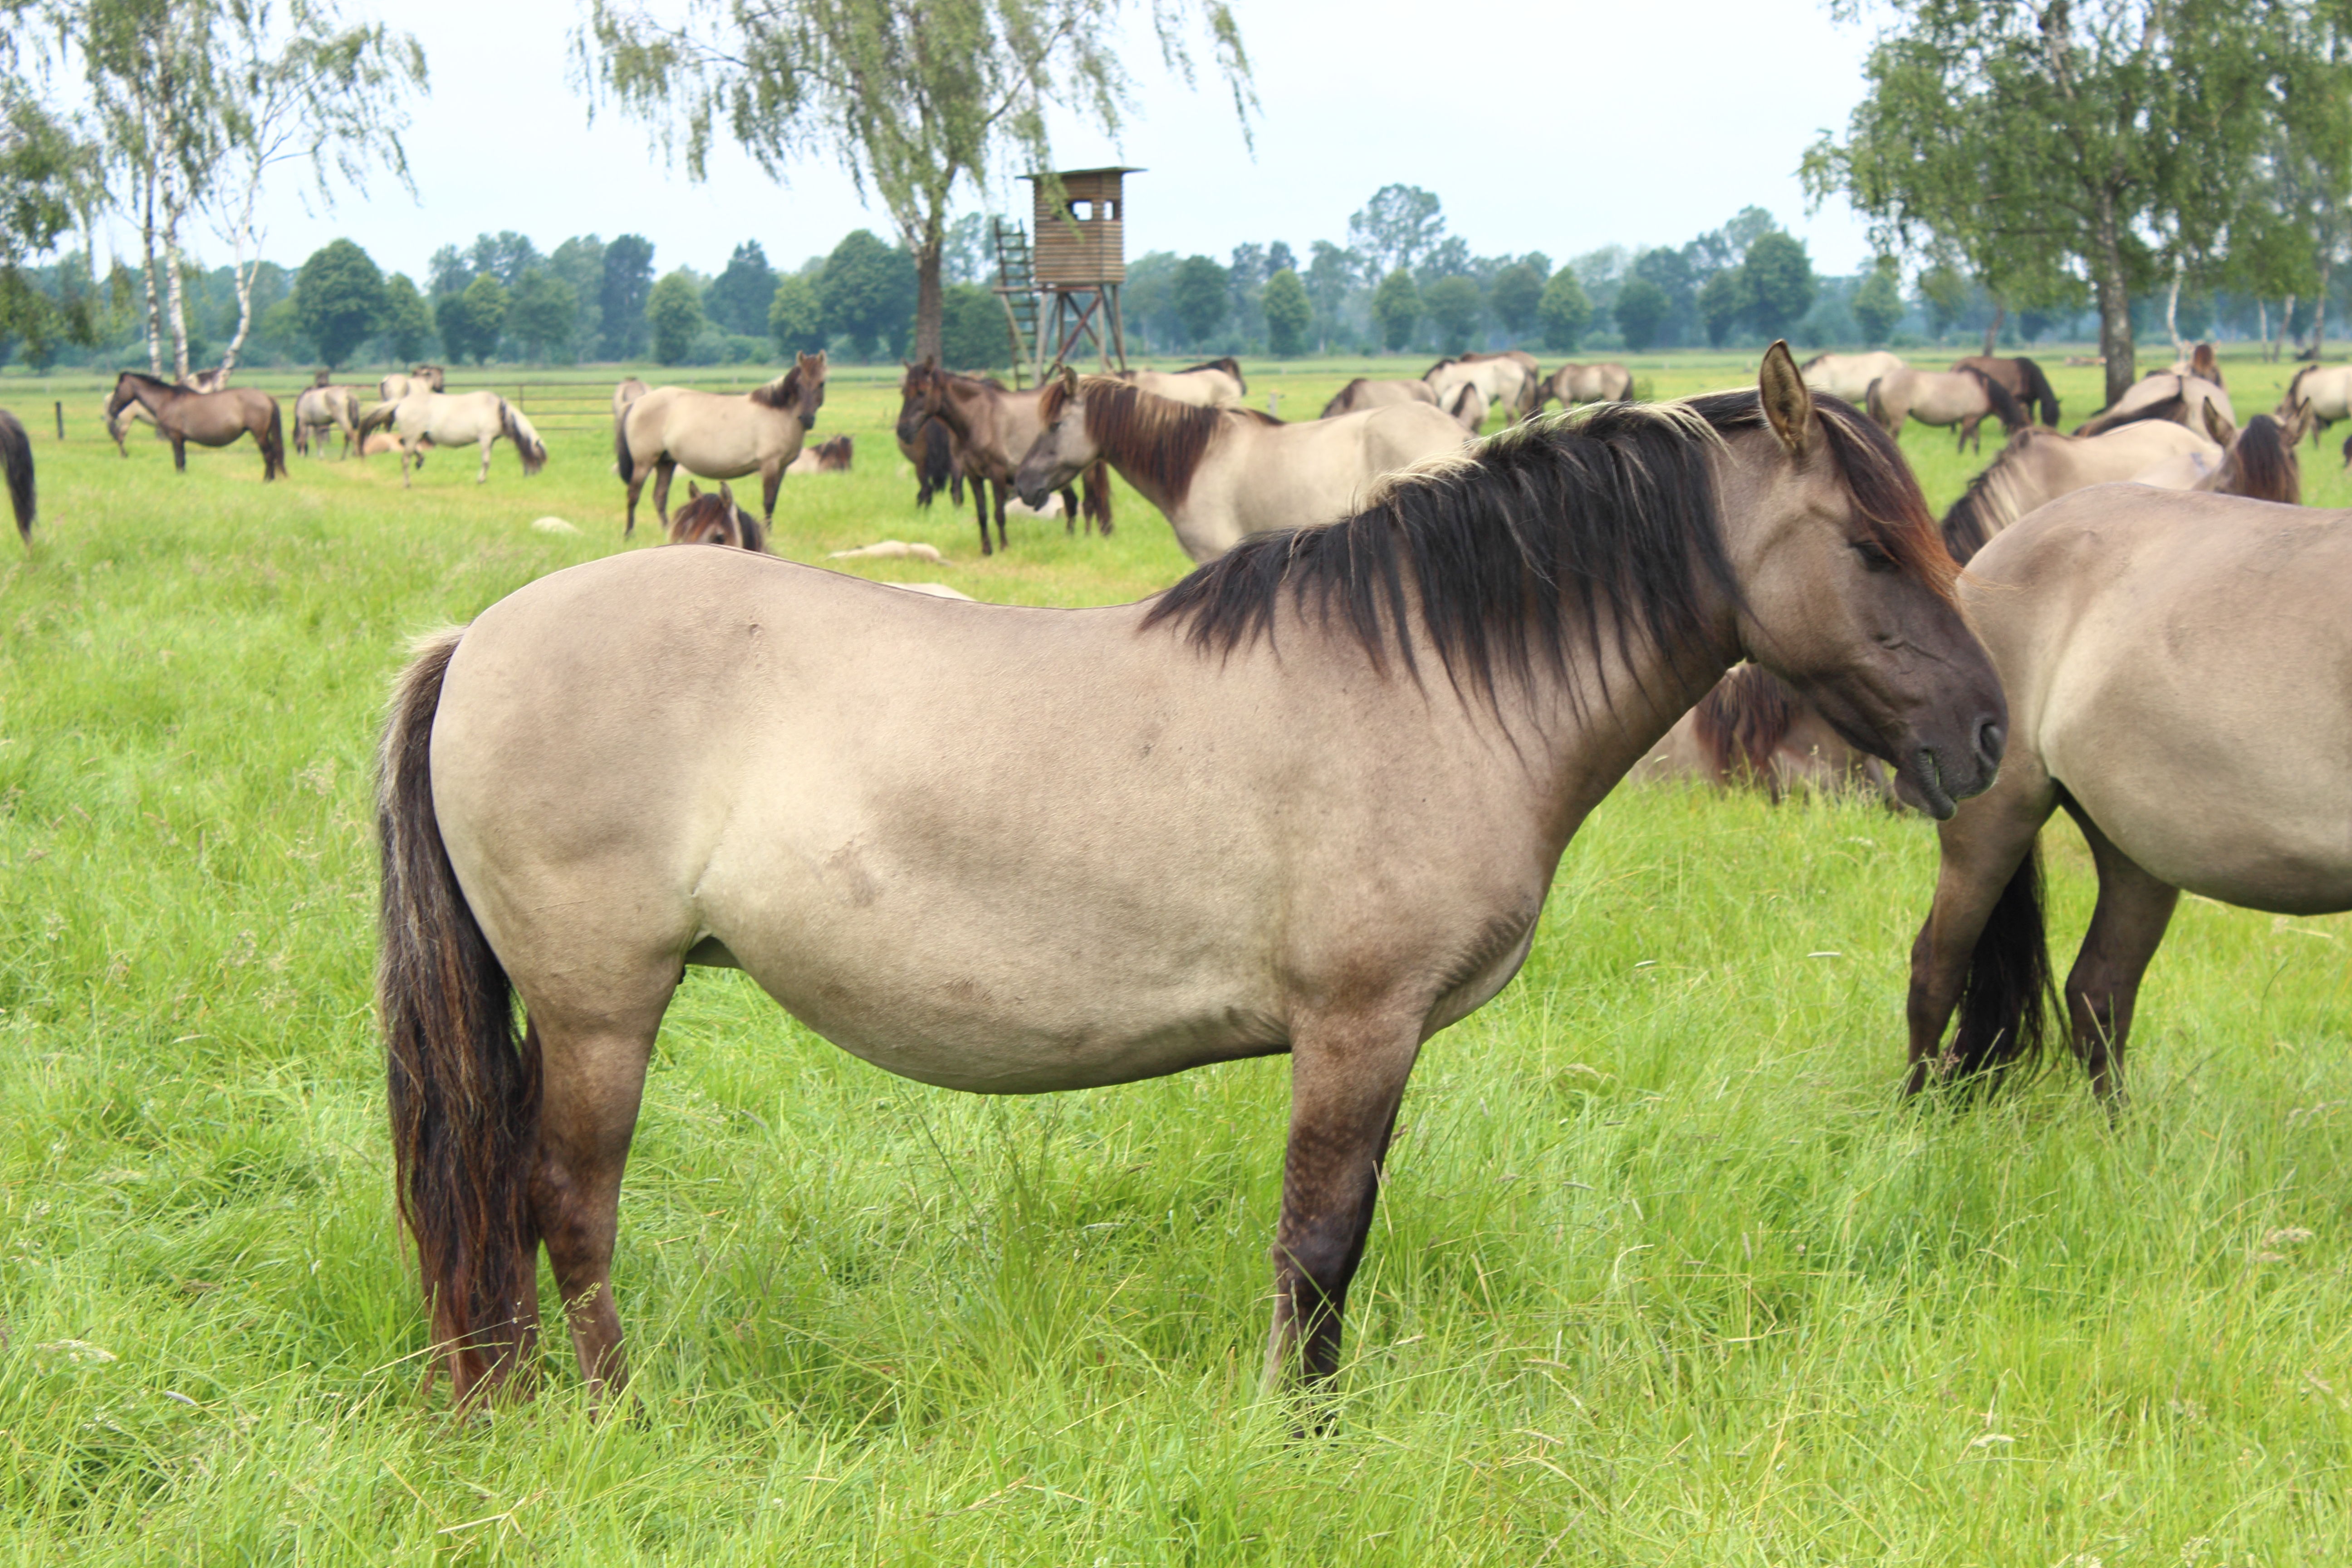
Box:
2061;808;2179;1106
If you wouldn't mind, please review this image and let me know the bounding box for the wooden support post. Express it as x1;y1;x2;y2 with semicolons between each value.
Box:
54;401;64;440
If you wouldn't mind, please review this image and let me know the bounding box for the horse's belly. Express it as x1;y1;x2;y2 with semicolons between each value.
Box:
665;428;769;480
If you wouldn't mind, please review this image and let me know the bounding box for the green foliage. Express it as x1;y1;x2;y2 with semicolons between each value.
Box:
506;266;579;363
290;240;383;369
1852;260;1905;346
938;282;1007;371
1613;274;1670;351
601;234;656;358
1538;267;1591;352
1171;254;1229;347
1741;231;1815;342
818;229;916;360
769;273;824;358
647;270;706;365
1372;267;1420;353
1918;262;1971;339
548;234;606;356
706;240;778;338
1261;266;1310;357
1487;262;1544;343
376;272;433;363
1423;274;1481;352
1348;184;1445;276
434;273;507;364
1698;268;1747;348
0;75;102;354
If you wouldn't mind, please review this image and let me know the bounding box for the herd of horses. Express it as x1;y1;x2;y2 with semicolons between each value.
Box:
10;331;2347;1419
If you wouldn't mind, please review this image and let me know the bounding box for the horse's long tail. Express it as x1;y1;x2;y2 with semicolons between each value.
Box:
1971;367;2029;434
503;402;548;476
2016;356;2060;426
1865;377;1889;429
358;401;400;441
1;412;34;545
612;402;634;481
1082;459;1113;534
378;628;543;1403
261;401;287;480
1944;844;2056;1086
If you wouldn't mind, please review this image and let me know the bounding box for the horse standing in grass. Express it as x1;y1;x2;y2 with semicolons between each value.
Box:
893;362;1110;554
1119;357;1247;408
1902;486;2349;1106
898;416;965;510
1800;351;1906;403
379;364;446;403
615;353;828;534
1445;382;1489;432
374;345;2004;1408
1426;353;1539;421
2125;404;2307;503
104;372;286;480
1319;377;1439;417
664;481;765;551
1865;365;2028;452
2275;364;2352;444
1536;362;1635;410
358;389;547;487
1;407;33;547
1950;354;2061;426
1015;368;1470;562
294;379;366;460
1939;421;2220;561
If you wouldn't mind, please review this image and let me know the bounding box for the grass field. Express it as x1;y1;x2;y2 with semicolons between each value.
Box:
1;350;2347;1564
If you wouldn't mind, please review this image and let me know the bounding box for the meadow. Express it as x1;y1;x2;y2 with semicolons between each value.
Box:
0;349;2346;1564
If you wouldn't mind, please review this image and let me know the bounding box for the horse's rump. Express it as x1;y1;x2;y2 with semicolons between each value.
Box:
0;408;34;543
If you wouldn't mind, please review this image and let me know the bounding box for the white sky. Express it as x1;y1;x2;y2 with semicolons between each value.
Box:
92;0;1886;282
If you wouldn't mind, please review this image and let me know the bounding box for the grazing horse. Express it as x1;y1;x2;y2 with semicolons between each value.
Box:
104;372;286;480
1632;663;1894;803
664;481;765;551
2074;373;2233;437
894;363;1110;554
1939;422;2220;562
786;434;854;474
1;407;33;547
378;364;447;404
108;400;159;456
1426;353;1539;421
1016;368;1470;562
374;345;2004;1407
1800;351;1907;403
1950;354;2061;426
1536;362;1635;410
1118;357;1247;408
1865;365;2028;452
2275;364;2352;445
1445;382;1489;432
293;381;365;460
1319;377;1440;418
1902;487;2348;1106
616;354;828;534
358;389;547;487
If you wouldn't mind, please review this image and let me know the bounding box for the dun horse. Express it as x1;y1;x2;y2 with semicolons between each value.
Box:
1537;362;1635;410
1014;368;1469;562
617;353;828;534
1320;377;1439;418
1903;486;2348;1105
1;407;33;547
104;372;286;480
2074;372;2233;437
1119;358;1247;408
294;378;365;460
787;434;854;474
1950;354;2061;426
1940;421;2220;562
1426;353;1539;421
358;389;547;487
893;363;1110;554
375;346;2003;1406
1865;365;2027;452
2276;364;2352;444
379;364;446;403
664;481;765;551
1800;351;1906;403
1633;663;1893;802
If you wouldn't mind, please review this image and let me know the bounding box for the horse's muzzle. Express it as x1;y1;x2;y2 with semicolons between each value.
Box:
799;414;816;430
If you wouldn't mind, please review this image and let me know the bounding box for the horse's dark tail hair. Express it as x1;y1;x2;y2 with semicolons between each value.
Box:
358;401;400;441
0;411;34;545
378;628;543;1405
1944;844;2056;1088
261;401;287;480
1970;367;2029;433
504;402;547;476
1082;459;1113;534
612;401;634;483
2015;356;2060;425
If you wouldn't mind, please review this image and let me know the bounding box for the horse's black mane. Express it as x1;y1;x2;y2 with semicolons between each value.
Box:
1144;391;1950;711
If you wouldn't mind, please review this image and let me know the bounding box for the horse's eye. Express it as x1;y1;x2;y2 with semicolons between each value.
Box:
1851;538;1898;572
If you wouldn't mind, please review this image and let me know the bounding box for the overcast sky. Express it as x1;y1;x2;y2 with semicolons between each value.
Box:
90;1;1886;282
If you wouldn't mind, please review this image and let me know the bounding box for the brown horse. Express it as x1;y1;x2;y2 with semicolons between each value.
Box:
664;481;766;551
374;346;2003;1406
1;407;32;547
1633;663;1895;802
105;372;285;480
2167;341;2223;387
897;416;966;510
894;362;1110;554
1949;354;2061;426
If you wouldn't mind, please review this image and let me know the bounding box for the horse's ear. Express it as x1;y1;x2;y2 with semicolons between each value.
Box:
1058;363;1078;398
1758;341;1812;459
688;480;703;498
717;481;734;506
2202;399;2236;447
2285;397;2314;446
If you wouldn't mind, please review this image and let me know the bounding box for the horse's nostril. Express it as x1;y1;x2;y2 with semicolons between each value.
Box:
1976;719;2005;764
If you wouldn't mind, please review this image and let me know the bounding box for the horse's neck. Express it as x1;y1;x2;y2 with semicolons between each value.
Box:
938;383;1001;460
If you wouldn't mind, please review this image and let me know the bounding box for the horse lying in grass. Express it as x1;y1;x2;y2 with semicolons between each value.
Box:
786;434;853;474
1903;484;2344;1106
617;353;828;534
1;407;32;548
663;481;765;551
377;344;2002;1411
1015;367;1469;562
358;389;547;487
1632;663;1894;803
104;372;285;481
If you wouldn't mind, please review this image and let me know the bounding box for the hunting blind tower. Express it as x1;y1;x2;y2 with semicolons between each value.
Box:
994;167;1137;385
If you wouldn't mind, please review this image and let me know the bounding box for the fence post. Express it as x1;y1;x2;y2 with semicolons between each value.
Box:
54;401;64;440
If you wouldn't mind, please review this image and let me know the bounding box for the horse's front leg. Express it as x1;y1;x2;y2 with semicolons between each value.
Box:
171;435;187;474
399;441;416;489
476;436;493;485
991;479;1009;553
1264;1012;1424;1406
972;475;994;556
1058;486;1078;535
761;461;783;527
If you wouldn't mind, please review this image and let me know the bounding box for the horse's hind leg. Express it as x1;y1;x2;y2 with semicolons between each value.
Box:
972;475;994;556
652;460;677;528
624;465;649;535
2056;804;2179;1108
171;436;187;474
477;436;494;485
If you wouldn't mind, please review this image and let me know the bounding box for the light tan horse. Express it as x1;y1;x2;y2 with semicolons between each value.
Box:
1800;351;1906;403
1949;354;2061;426
1632;663;1895;802
1536;362;1635;410
1426;353;1539;421
1319;377;1439;418
612;377;649;421
786;434;853;474
616;353;828;534
2074;372;2233;437
374;347;2004;1406
358;388;547;487
1118;357;1247;408
1016;368;1470;562
1901;486;2349;1105
2125;403;2307;501
104;372;286;480
2275;364;2352;444
1445;382;1489;432
893;363;1109;554
1938;421;2220;561
293;381;366;460
1865;365;2028;452
377;363;446;404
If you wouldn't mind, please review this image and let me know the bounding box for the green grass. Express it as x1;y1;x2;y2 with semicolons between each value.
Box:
1;352;2347;1563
